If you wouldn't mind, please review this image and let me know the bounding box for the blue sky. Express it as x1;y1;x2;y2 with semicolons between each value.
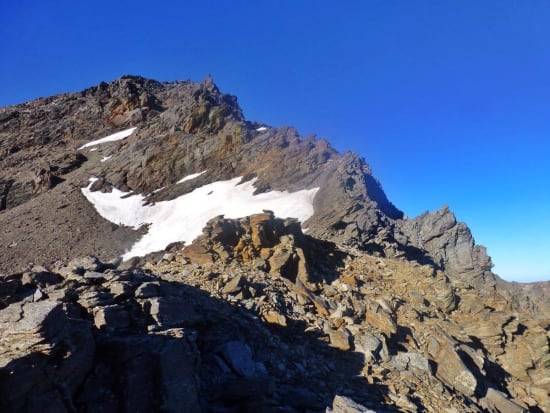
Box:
1;1;549;282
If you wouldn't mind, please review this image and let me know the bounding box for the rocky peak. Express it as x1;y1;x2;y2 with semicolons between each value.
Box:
0;74;531;292
202;73;219;93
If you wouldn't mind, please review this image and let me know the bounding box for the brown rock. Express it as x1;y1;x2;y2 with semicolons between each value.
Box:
222;274;244;295
183;242;215;265
329;329;351;351
364;303;397;336
263;310;287;326
250;212;279;248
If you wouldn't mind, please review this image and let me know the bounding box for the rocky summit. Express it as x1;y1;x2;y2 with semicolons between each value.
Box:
0;75;548;412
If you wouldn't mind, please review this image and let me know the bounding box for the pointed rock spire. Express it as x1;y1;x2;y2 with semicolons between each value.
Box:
203;73;219;93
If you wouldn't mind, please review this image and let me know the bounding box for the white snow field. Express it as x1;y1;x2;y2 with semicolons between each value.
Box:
82;175;319;260
78;127;137;150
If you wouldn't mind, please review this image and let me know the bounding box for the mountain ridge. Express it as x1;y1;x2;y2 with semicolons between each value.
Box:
0;74;548;412
0;74;486;278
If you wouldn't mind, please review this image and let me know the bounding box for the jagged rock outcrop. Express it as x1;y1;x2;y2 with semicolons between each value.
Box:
183;212;322;288
394;206;496;285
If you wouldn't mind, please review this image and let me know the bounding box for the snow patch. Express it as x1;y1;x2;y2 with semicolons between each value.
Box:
256;126;268;132
150;186;166;195
90;148;98;152
176;171;207;184
78;127;137;150
81;177;319;260
100;155;112;162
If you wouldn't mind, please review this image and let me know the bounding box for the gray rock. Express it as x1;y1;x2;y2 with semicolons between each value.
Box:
159;339;201;413
135;281;160;298
24;389;71;413
107;281;134;299
0;301;66;350
214;376;275;402
84;270;108;281
79;290;114;308
277;385;319;409
220;341;257;377
390;352;431;374
397;206;495;285
355;332;382;362
0;301;94;412
429;336;477;397
93;305;131;331
21;270;62;287
147;296;202;327
483;388;526;413
326;395;376;413
65;256;104;275
32;287;45;302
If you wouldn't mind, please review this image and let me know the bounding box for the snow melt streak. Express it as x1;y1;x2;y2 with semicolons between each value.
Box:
78;127;137;150
176;170;206;184
82;176;319;260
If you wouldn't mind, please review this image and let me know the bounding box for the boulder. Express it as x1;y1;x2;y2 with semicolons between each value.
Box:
354;332;383;362
364;302;397;336
326;395;376;413
222;274;245;295
428;335;477;397
63;256;104;276
220;341;258;377
329;328;351;351
483;388;526;413
93;305;131;331
146;297;202;328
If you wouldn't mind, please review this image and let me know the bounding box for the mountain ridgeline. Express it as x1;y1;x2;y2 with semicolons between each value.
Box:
1;75;489;284
0;75;548;412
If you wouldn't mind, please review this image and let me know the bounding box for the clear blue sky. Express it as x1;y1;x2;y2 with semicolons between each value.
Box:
1;1;549;282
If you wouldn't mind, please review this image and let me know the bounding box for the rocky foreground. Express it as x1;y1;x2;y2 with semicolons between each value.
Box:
1;213;548;412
